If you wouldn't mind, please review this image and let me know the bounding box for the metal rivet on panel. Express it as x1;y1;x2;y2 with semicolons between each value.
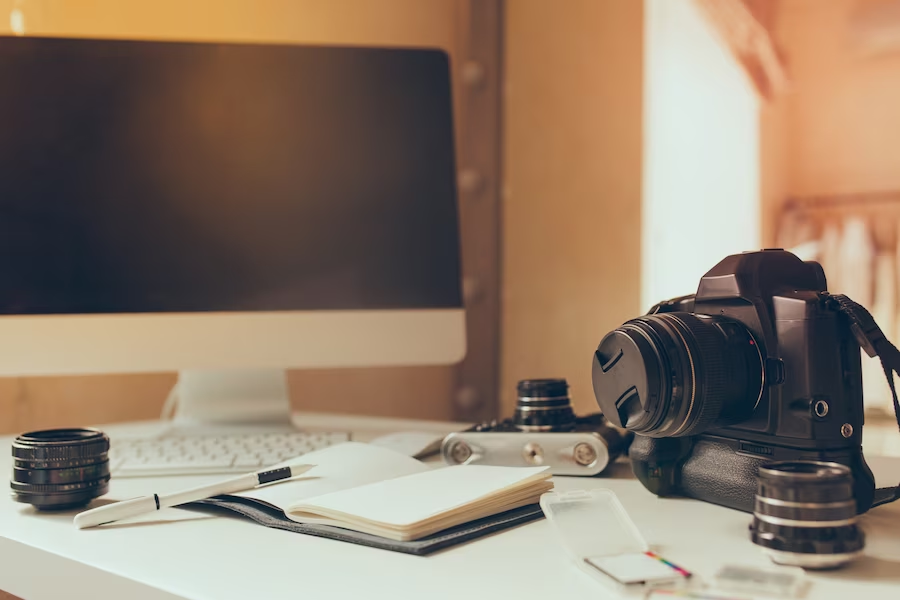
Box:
462;278;483;304
458;169;484;194
573;442;598;466
455;386;482;411
522;442;544;465
447;440;473;464
461;61;486;87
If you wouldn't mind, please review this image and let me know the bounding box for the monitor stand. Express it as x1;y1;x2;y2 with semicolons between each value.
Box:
169;368;297;432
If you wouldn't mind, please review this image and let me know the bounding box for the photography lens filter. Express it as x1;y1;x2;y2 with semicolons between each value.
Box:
750;461;863;569
11;428;110;510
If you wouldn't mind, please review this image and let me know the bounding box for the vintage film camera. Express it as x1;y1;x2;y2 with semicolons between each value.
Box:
441;378;632;475
592;249;900;514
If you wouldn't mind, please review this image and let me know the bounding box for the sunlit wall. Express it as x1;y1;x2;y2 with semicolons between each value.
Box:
642;0;761;309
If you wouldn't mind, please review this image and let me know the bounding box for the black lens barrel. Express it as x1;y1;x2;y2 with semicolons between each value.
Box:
592;312;763;438
11;428;110;510
750;461;864;569
514;378;576;431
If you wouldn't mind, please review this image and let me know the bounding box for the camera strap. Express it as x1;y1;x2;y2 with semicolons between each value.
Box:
822;293;900;507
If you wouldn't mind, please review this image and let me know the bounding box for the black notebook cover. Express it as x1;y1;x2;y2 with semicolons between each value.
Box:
190;495;544;556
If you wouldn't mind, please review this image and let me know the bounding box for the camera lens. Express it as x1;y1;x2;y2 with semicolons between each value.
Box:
591;312;763;437
514;378;576;432
10;428;110;510
750;461;864;569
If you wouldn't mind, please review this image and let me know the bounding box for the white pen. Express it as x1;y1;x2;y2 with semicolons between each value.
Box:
74;461;315;529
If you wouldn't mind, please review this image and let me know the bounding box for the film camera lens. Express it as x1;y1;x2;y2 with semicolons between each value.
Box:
750;461;864;569
592;313;764;437
10;428;110;510
514;379;576;432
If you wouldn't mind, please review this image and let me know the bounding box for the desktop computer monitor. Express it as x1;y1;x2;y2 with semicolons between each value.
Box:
0;36;466;428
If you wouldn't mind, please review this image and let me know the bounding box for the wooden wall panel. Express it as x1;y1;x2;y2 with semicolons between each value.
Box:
0;0;470;434
501;0;644;416
286;367;457;421
0;375;175;433
4;0;457;48
450;1;504;423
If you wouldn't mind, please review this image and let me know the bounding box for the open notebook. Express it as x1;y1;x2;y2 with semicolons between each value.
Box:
191;442;552;553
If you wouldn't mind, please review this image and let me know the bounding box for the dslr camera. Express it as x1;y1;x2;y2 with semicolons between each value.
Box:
592;249;888;514
442;378;632;475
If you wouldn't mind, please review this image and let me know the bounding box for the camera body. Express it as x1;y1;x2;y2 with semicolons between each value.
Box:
592;250;876;513
442;379;632;476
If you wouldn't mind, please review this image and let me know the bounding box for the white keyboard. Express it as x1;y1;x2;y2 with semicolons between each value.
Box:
110;431;350;477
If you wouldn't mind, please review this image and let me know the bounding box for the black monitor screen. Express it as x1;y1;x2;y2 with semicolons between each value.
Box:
0;36;462;315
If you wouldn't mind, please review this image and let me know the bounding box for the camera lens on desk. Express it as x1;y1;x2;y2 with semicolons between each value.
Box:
750;461;864;570
593;313;764;438
514;379;576;432
10;428;110;510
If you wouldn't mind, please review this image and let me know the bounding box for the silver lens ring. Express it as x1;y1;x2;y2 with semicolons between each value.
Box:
750;460;864;569
513;379;576;431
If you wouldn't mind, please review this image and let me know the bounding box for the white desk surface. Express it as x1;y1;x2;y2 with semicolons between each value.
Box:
1;413;900;600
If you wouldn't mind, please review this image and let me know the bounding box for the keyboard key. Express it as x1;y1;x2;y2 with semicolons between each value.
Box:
110;430;349;477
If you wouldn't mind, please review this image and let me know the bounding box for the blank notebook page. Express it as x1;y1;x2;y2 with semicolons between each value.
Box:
286;465;549;526
235;442;429;509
